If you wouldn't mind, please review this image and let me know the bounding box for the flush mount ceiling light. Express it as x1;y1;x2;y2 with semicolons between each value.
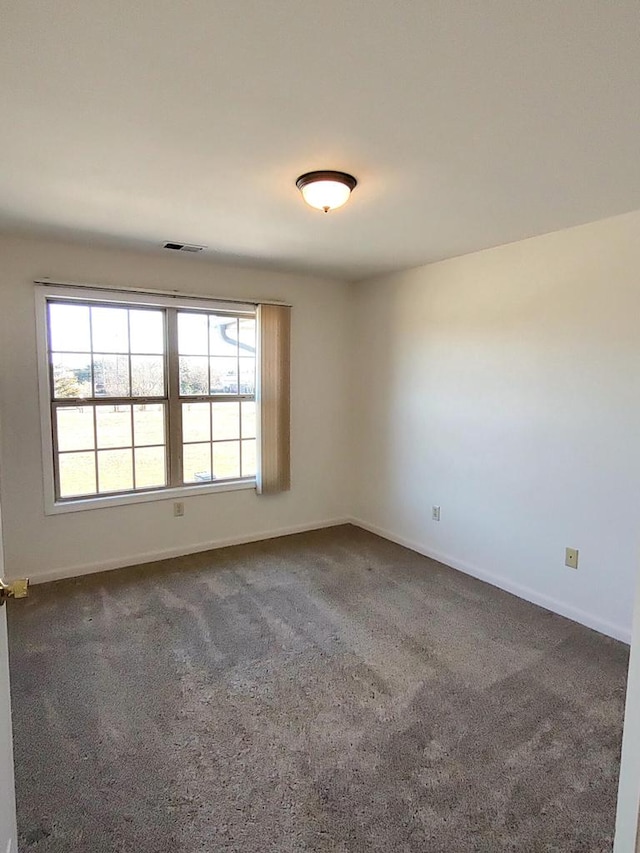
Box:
296;170;358;213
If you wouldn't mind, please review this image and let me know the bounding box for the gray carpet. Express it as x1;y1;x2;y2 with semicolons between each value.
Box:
8;524;628;852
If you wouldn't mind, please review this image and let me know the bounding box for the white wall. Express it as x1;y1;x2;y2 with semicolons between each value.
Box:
352;210;640;642
615;565;640;852
0;234;352;582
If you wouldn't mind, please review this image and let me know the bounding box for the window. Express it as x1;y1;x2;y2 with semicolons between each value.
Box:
38;287;258;510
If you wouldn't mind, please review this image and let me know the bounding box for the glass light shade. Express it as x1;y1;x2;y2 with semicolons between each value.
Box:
296;171;357;213
301;180;352;212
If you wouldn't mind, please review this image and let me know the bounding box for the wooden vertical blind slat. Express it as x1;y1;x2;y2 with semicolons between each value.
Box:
257;304;291;494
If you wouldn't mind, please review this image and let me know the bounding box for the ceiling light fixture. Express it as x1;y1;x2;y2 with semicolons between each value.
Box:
296;170;358;213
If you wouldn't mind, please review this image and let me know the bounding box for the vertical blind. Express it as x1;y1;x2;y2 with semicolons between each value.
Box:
257;304;291;495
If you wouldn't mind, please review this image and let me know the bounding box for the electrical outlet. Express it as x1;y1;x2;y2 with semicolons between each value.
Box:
432;505;441;522
565;547;578;569
174;502;185;518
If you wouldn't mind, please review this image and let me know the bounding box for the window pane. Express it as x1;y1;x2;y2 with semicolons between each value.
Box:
96;405;132;449
238;318;256;354
179;356;208;395
93;355;130;397
134;446;166;489
56;407;95;452
98;448;134;492
241;439;256;478
212;441;240;479
133;404;165;446
239;358;255;394
49;303;91;352
91;307;129;353
131;355;164;397
129;309;164;354
52;354;92;398
210;357;237;394
241;401;256;439
178;312;208;355
182;403;210;443
59;452;96;497
183;443;212;483
209;316;238;357
212;402;239;441
48;299;256;501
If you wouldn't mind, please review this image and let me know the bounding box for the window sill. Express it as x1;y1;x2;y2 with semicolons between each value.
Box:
44;478;257;515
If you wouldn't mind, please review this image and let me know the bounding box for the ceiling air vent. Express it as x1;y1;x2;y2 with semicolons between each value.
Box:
163;242;206;253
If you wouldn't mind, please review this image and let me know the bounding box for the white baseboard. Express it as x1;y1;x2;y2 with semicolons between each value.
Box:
348;517;631;644
29;518;351;585
29;515;630;644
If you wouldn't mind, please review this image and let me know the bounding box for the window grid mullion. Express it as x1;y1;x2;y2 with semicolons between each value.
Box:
53;396;167;406
127;308;136;489
208;318;213;481
167;307;183;488
92;403;99;494
239;399;243;478
207;316;212;398
127;309;133;399
89;305;96;396
237;320;242;477
177;395;253;402
130;405;137;491
50;401;62;501
209;402;214;485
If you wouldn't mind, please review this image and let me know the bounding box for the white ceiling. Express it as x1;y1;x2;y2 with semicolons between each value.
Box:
1;0;639;280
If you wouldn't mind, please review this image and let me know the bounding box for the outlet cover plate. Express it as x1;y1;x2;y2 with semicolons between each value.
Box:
565;547;579;569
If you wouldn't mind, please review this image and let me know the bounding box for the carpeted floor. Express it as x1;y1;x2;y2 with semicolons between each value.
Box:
8;524;628;852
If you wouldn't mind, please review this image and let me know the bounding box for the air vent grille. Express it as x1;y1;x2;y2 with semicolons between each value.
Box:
163;242;206;253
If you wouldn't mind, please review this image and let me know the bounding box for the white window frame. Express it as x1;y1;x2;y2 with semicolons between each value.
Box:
35;284;258;515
